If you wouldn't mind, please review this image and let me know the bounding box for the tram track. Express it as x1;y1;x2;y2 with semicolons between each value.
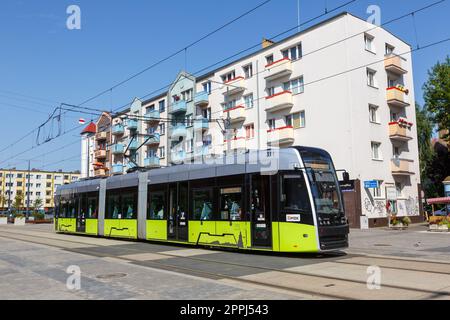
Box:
1;229;449;300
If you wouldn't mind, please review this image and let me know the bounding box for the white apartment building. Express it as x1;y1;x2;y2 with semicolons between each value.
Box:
82;12;421;228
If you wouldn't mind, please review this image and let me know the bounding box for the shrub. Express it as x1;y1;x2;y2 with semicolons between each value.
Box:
402;216;412;226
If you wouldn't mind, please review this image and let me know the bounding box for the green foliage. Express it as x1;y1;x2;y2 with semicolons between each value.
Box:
32;212;45;220
401;216;412;226
13;193;24;212
415;104;433;175
423;56;450;135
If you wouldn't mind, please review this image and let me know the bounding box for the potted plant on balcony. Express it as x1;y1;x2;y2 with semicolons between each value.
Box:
395;84;409;95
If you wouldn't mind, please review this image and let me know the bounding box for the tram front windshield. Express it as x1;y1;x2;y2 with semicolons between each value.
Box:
302;153;344;216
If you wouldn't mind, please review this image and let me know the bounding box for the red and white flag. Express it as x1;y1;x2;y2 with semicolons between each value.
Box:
79;118;86;125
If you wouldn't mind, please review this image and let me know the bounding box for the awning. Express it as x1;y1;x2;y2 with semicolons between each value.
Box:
427;197;450;205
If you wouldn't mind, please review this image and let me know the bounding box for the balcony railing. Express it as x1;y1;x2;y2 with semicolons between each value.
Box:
222;77;245;96
389;121;413;141
95;132;107;141
144;133;160;146
171;125;187;139
171;150;186;164
127;139;138;150
384;54;407;75
265;91;293;112
112;124;124;135
94;168;107;176
264;58;292;81
267;126;295;145
144;156;160;168
194;117;209;131
111;144;124;155
224;137;246;150
194;91;209;107
127;119;138;131
95;149;107;159
391;158;414;176
112;164;124;175
170;100;187;114
387;87;410;108
223;106;246;123
145;109;160;123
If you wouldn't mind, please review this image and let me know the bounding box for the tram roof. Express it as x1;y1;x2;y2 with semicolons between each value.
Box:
56;147;314;194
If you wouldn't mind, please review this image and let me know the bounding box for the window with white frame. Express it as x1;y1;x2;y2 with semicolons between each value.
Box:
159;100;165;112
181;89;193;102
244;94;254;109
202;81;212;94
186;114;193;127
266;54;274;65
266;87;275;97
367;68;377;87
221;70;236;83
369;104;379;123
245;124;255;140
385;43;395;55
283;76;304;94
223;99;237;111
373;180;383;198
159;147;165;159
282;42;302;60
395;182;403;197
292;111;306;129
268;119;276;131
159;123;165;135
371;142;382;160
285;115;292;127
364;34;375;52
243;64;253;79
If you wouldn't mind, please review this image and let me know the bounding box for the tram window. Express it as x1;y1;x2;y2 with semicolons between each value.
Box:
87;196;98;219
68;197;77;218
282;174;311;213
220;187;243;221
148;192;166;220
79;194;87;218
192;189;213;221
107;194;121;219
122;193;136;219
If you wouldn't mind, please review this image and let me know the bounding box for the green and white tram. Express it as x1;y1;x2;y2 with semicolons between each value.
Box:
55;147;349;253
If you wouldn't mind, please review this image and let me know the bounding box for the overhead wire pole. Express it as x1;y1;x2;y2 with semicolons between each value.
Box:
26;160;31;219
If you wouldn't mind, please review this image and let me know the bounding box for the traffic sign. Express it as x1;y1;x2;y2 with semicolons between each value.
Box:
364;180;379;189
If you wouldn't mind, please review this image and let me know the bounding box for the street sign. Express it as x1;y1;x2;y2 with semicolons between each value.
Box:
364;180;379;189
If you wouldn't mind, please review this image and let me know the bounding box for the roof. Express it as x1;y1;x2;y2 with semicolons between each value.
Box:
81;122;96;135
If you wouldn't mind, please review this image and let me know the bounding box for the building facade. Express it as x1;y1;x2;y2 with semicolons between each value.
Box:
81;12;421;227
0;169;80;212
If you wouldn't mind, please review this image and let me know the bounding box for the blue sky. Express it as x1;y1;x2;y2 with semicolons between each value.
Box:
0;0;448;172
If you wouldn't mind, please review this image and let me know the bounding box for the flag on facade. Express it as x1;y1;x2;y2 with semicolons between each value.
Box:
79;118;86;125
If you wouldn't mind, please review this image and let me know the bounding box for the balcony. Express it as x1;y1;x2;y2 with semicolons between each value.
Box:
94;168;107;176
127;119;138;131
112;164;124;175
144;156;160;168
264;58;292;81
222;77;245;96
95;149;107;159
127;139;138;150
389;121;413;142
267;126;295;146
171;125;187;139
194;91;209;107
265;91;293;112
391;158;414;176
145;109;160;123
385;54;407;75
387;87;410;108
223;106;246;123
171;150;186;164
170;100;187;114
144;133;160;146
111;144;124;155
224;137;246;150
95;132;107;141
112;124;124;135
194;117;209;131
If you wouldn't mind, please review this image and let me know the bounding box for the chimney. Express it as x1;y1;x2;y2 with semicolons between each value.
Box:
262;38;275;49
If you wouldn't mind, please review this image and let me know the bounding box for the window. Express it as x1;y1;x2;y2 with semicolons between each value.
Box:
36;192;41;197
385;44;395;55
364;34;375;52
268;119;276;131
245;124;255;139
26;183;33;187
181;89;193;102
36;183;41;188
367;69;377;88
192;189;213;220
148;191;166;220
393;146;400;158
266;87;275;97
17;174;23;178
223;99;237;111
243;64;253;79
36;175;41;179
202;81;212;94
17;182;23;187
266;54;274;65
293;111;305;128
106;189;137;220
283;76;304;94
373;181;383;198
371;142;382;160
285;115;292;127
219;187;243;221
64;175;69;180
46;191;51;196
369;104;379;123
221;70;236;83
281;174;311;212
47;175;52;179
186;114;193;127
395;182;403;198
159;100;165;113
159;123;166;135
282;42;302;60
159;147;165;159
244;94;254;109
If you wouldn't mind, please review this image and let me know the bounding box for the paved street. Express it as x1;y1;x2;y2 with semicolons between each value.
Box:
0;223;449;300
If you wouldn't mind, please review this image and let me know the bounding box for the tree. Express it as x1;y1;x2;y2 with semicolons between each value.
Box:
423;56;450;136
31;198;43;214
415;103;434;177
0;193;6;210
13;193;24;213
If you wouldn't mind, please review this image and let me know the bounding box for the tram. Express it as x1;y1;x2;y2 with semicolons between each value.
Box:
55;147;349;253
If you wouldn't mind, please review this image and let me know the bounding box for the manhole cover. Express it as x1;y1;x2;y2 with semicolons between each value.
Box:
96;273;127;279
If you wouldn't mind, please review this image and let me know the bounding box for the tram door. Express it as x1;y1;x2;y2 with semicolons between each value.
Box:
250;175;272;247
76;195;86;233
167;182;189;242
